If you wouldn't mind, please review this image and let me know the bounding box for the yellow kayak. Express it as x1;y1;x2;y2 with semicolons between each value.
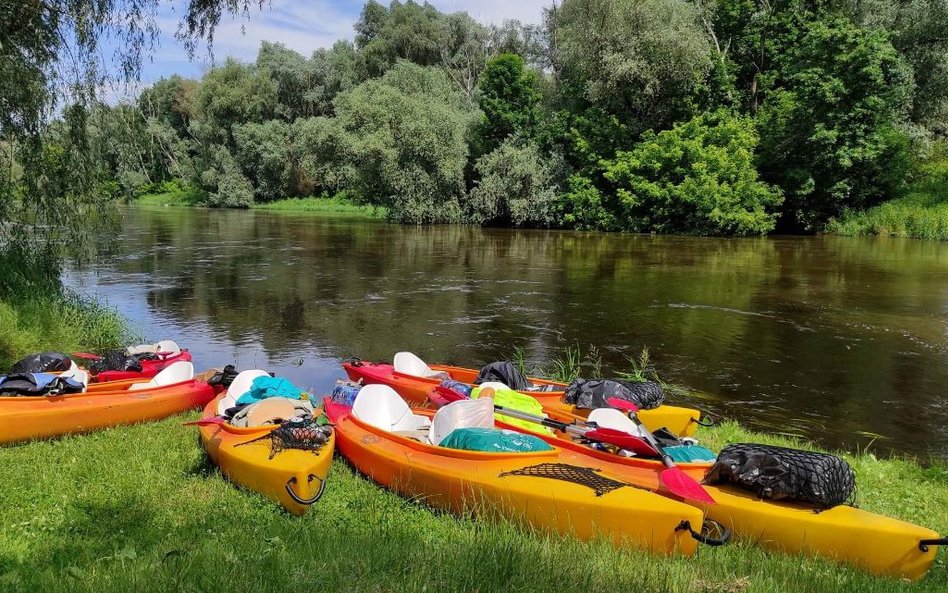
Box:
197;393;334;516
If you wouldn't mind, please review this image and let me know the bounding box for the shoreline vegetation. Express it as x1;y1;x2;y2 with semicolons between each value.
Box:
72;1;948;240
129;183;387;219
1;339;945;590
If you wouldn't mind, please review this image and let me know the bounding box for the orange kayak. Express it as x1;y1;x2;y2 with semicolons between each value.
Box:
343;359;702;436
0;368;215;445
325;397;709;556
197;395;334;516
488;411;943;581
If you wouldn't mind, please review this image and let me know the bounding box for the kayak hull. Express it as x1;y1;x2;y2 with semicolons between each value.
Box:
0;379;215;445
198;396;334;516
326;399;704;556
497;417;942;581
343;360;700;437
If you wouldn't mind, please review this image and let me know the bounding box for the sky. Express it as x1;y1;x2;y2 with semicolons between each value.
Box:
134;1;550;85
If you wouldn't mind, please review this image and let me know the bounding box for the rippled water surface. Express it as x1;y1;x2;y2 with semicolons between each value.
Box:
69;207;948;458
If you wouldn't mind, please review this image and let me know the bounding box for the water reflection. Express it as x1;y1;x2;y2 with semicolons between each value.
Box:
70;207;948;458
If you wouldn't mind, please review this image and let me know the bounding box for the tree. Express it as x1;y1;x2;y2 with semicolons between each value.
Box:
256;42;312;121
552;0;712;133
0;0;270;285
194;59;278;146
757;17;913;229
330;62;475;223
603;110;783;235
474;53;540;155
467;140;559;226
233;120;294;201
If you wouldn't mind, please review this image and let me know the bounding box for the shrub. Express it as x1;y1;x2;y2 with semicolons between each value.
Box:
603;110;783;235
467;140;559;226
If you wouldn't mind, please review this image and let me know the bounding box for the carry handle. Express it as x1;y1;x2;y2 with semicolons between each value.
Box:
677;519;731;547
919;537;947;553
285;474;326;506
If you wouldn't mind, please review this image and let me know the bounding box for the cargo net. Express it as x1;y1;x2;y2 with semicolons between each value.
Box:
704;443;856;509
499;463;626;497
238;418;333;460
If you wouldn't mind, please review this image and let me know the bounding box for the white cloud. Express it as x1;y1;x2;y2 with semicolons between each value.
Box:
141;0;551;82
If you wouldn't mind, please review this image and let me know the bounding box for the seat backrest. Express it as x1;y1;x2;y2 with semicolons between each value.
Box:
126;342;158;355
216;369;270;415
587;407;646;437
129;361;193;391
155;340;181;356
428;396;495;445
478;381;510;392
69;369;89;389
352;384;430;432
393;351;435;378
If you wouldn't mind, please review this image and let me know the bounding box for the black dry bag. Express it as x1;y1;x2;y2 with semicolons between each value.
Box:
704;443;856;509
564;378;665;410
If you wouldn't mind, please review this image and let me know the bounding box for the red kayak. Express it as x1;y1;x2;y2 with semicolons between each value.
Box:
75;340;193;383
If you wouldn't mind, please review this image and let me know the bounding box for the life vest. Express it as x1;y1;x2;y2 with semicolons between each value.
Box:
0;373;85;396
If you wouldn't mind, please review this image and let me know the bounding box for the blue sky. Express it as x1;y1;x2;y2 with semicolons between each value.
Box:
136;1;549;85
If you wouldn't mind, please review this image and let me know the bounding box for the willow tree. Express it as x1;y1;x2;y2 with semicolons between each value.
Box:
0;0;266;288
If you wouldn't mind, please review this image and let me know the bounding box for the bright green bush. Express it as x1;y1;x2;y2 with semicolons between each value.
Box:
603;110;782;235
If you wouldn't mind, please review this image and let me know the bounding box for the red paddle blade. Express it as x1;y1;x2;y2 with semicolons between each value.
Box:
584;428;658;455
659;467;716;504
606;397;639;413
72;352;103;361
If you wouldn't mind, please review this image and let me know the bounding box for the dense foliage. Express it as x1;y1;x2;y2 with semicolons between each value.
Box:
8;0;948;239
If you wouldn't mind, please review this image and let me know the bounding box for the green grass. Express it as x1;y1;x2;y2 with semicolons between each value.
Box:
1;414;944;592
0;292;130;369
827;159;948;240
128;180;206;207
252;194;388;219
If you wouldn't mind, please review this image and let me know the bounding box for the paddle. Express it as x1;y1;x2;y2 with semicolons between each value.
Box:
606;397;716;504
493;403;660;456
71;352;103;361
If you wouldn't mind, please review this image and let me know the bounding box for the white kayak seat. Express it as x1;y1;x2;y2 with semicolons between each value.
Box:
393;352;450;380
478;381;511;393
216;369;270;415
428;396;495;446
155;340;181;356
352;384;431;433
129;361;194;391
587;407;647;438
69;370;89;390
126;339;181;356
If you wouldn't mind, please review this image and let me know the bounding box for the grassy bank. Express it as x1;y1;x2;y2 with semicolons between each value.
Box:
0;292;129;369
0;411;944;592
128;181;206;208
827;159;948;240
252;195;387;219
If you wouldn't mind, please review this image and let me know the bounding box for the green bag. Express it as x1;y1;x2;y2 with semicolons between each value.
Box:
439;427;553;453
663;445;716;463
471;386;554;435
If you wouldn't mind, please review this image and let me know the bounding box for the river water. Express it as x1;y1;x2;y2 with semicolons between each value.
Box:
67;206;948;458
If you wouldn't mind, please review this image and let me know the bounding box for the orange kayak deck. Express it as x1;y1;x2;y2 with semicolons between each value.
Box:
325;398;705;556
0;379;215;445
343;360;701;437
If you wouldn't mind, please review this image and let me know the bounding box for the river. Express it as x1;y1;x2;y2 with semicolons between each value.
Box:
67;206;948;459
